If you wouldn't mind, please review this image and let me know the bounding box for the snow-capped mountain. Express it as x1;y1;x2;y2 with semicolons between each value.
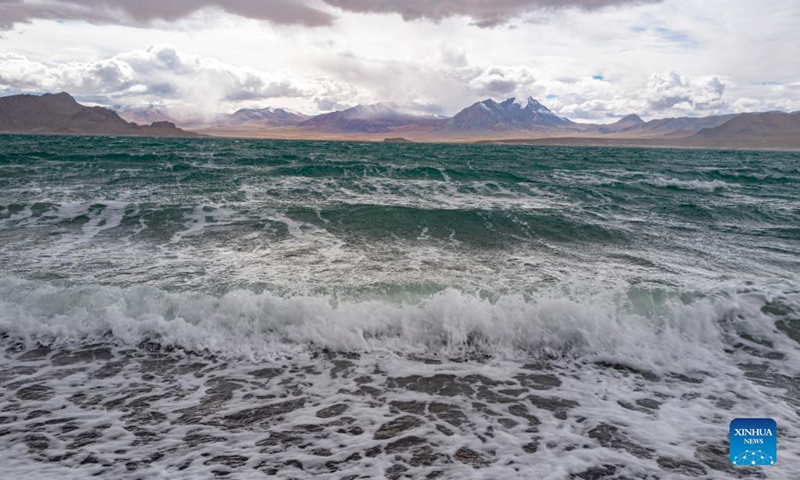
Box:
441;97;572;131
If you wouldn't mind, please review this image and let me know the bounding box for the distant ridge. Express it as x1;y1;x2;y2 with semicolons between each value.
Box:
601;114;645;132
693;111;800;139
298;103;439;133
615;114;737;138
115;105;181;126
220;107;309;128
479;109;800;150
0;93;200;137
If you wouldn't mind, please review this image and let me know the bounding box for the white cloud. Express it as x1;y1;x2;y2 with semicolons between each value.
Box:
644;71;726;111
468;66;536;96
2;45;794;122
323;0;663;27
0;46;374;114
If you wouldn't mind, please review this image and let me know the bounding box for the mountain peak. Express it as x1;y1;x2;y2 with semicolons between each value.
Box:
42;91;74;100
444;96;569;131
610;114;645;129
522;96;551;113
617;114;644;124
40;91;80;106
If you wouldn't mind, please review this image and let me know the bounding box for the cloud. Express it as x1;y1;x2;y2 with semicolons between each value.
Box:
311;49;545;115
528;71;731;120
644;71;726;111
0;0;666;30
323;0;663;27
0;46;372;113
1;44;789;123
468;66;536;96
0;0;334;30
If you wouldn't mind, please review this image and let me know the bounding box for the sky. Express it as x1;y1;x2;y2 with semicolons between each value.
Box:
0;0;798;122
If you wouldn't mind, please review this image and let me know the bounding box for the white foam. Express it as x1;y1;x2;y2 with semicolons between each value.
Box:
1;277;798;376
645;176;734;192
238;176;560;213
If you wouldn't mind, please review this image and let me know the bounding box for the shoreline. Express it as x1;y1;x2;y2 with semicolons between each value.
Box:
3;130;799;153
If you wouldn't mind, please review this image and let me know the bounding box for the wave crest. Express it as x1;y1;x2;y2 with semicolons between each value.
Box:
2;278;797;370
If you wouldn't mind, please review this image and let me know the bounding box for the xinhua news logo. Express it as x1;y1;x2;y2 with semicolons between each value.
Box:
729;418;777;466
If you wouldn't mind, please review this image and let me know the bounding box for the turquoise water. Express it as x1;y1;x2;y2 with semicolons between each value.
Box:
1;135;799;479
2;135;798;296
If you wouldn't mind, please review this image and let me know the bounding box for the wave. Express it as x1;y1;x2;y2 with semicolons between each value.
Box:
2;278;798;372
0;197;623;246
705;169;800;185
643;176;733;192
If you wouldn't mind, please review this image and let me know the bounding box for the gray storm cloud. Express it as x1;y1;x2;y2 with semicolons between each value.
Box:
323;0;663;27
0;0;662;30
0;0;334;29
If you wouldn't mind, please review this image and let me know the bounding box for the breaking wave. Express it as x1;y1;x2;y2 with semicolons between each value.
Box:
2;277;798;371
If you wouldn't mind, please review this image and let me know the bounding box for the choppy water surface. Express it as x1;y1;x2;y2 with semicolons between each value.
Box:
1;135;799;479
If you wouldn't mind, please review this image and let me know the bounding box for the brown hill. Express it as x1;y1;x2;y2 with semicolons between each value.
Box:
0;92;200;137
693;111;800;138
676;111;800;149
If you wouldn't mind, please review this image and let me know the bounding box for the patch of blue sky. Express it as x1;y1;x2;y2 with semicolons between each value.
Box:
654;27;698;47
629;23;697;48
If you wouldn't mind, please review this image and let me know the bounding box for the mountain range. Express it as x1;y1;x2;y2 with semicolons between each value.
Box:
123;95;780;142
1;92;798;149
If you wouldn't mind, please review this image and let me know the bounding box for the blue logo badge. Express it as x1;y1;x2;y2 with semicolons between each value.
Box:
729;418;777;466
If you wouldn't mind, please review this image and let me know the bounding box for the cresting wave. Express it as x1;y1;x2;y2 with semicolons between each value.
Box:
2;277;798;370
642;176;734;192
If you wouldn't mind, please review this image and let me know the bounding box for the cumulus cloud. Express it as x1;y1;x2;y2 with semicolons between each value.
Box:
468;66;536;96
728;83;800;114
0;46;372;113
644;71;726;111
0;0;334;30
323;0;663;27
526;71;732;120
